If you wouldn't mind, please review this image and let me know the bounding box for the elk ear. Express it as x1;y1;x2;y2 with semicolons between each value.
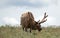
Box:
35;21;38;25
39;23;40;24
36;22;38;24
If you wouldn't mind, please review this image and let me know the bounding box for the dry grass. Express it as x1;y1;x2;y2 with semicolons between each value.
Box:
0;25;60;38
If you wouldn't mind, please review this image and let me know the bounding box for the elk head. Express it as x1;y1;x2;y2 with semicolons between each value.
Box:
34;12;48;31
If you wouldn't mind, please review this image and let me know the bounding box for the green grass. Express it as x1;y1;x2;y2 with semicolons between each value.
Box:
0;25;60;38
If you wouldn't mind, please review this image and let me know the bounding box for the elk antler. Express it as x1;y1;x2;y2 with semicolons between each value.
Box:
39;12;48;24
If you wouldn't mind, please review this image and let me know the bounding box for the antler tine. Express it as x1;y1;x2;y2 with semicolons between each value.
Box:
39;12;48;24
44;12;48;19
40;19;47;23
38;20;40;23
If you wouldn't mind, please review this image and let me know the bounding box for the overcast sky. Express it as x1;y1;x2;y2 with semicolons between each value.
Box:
0;0;60;27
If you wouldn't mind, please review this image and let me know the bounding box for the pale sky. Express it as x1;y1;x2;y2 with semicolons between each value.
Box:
0;0;60;27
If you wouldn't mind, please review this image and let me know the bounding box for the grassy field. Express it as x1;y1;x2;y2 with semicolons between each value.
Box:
0;25;60;38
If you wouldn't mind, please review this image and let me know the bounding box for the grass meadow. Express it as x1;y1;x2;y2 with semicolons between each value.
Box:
0;25;60;38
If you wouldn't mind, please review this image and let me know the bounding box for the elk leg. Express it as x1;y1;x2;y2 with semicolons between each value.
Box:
23;27;24;31
40;28;42;31
25;28;27;32
22;26;24;31
30;28;32;33
30;26;32;33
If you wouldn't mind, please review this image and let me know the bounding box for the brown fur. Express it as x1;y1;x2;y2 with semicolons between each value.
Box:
21;12;42;32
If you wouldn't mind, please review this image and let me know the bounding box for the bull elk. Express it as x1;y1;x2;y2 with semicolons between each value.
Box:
21;12;48;32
